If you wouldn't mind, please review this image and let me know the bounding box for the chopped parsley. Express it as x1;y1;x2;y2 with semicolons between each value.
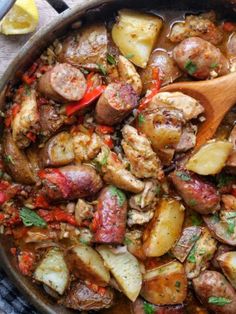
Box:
198;248;206;256
176;171;191;181
24;84;31;96
125;53;135;60
138;114;145;126
208;296;232;306
4;155;14;164
184;60;197;75
155;185;161;196
227;219;235;235
210;62;218;69
191;212;203;226
79;238;89;245
124;237;133;245
225;212;236;219
97;63;107;75
187;246;196;263
20;207;47;228
212;212;220;224
143;301;155;314
80;68;89;75
187;199;197;207
190;234;200;243
107;54;117;65
175;281;181;288
109;186;126;206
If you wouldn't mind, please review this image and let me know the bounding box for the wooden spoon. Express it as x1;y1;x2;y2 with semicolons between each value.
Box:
160;71;236;149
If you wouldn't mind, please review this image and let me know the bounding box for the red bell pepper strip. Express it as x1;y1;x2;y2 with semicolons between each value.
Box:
5;103;20;128
26;132;36;143
34;195;50;209
223;21;235;32
66;85;106;116
22;62;39;85
138;68;161;111
18;250;35;276
103;136;114;149
96;125;114;134
38;208;77;226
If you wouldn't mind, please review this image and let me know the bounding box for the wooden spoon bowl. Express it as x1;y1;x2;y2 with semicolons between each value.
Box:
160;71;236;149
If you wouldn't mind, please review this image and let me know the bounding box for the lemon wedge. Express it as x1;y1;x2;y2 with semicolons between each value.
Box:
0;0;39;35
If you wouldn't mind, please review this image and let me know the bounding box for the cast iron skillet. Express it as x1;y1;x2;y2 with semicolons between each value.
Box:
0;0;236;313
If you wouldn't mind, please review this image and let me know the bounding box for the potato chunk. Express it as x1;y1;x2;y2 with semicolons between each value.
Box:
142;261;187;305
218;252;236;289
97;245;142;302
68;244;110;286
112;10;162;68
34;248;69;295
186;141;233;175
143;198;185;257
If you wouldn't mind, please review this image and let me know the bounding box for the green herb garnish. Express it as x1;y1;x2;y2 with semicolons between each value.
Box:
4;155;14;164
191;212;203;226
20;207;47;228
80;68;89;75
187;199;197;207
227;219;235;235
138;114;145;126
109;186;126;206
97;63;107;75
212;212;220;224
107;54;117;65
124;237;132;245
208;296;232;306
210;62;218;69
176;171;191;181
143;301;155;314
24;84;31;96
225;212;236;219
125;53;135;60
190;234;200;243
184;60;197;75
155;185;161;196
187;246;196;263
175;281;181;288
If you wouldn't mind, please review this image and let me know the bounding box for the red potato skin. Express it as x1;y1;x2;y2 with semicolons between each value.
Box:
39;165;103;201
173;37;229;79
132;298;185;314
169;169;220;214
92;186;127;244
95;83;138;126
38;63;86;103
211;244;233;269
193;270;236;314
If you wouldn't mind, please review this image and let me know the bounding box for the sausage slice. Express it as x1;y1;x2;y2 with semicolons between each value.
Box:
38;63;87;103
95;82;138;125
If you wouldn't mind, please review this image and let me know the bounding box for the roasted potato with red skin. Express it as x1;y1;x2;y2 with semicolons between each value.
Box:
193;270;236;314
95;82;138;126
217;252;236;289
185;290;209;314
67;244;110;286
169;169;220;214
140;50;182;93
59;281;114;311
141;261;188;305
171;226;202;262
2;131;35;185
143;198;185;257
92;186;127;244
203;214;236;246
132;298;185;314
40;131;74;167
212;244;233;269
39;164;103;201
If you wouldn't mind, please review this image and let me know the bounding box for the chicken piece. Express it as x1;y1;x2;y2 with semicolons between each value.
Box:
95;147;144;193
129;180;160;211
169;12;223;45
150;92;204;121
185;227;217;279
127;209;154;227
12;90;39;149
176;124;197;153
39;104;65;138
117;55;142;95
122;125;164;180
72;131;102;162
75;199;94;225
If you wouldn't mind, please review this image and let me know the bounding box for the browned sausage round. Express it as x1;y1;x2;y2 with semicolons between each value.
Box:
193;270;236;314
38;63;87;103
39;164;102;201
132;298;185;314
169;169;220;214
92;185;127;244
140;50;182;93
39;104;65;137
173;37;229;79
95;83;138;125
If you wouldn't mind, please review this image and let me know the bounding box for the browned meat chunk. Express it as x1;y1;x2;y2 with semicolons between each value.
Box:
176;124;197;153
39;104;65;137
169;169;220;214
173;37;229;79
132;298;185;314
39;164;103;201
92;186;127;244
169;12;223;45
95;83;138;125
193;271;236;314
59;24;108;71
59;281;114;311
38;63;86;103
140;50;182;93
